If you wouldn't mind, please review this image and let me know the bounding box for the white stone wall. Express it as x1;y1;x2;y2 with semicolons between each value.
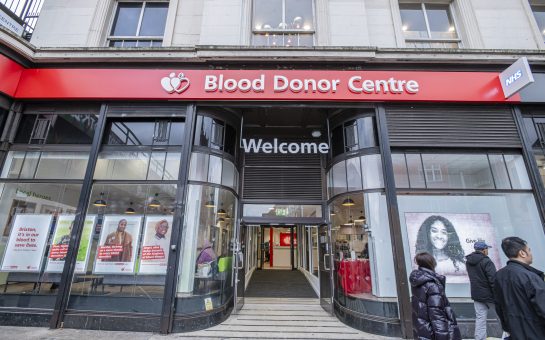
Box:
327;0;369;46
472;0;539;49
171;0;204;46
199;0;243;46
28;0;545;50
31;0;100;47
365;0;398;48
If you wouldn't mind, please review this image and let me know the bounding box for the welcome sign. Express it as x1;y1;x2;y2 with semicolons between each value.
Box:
242;138;329;154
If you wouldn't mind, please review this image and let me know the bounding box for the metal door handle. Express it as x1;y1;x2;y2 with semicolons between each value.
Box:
323;253;331;271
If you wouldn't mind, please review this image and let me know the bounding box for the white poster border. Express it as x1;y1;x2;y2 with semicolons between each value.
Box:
0;214;53;272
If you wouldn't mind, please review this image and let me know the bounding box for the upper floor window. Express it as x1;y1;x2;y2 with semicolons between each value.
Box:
252;0;314;47
532;5;545;43
108;1;168;47
399;3;460;48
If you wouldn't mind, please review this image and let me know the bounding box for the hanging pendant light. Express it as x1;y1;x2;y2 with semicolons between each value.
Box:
330;210;336;216
217;203;227;216
148;193;161;208
341;197;355;206
355;211;365;223
204;194;215;208
93;192;107;207
125;202;135;214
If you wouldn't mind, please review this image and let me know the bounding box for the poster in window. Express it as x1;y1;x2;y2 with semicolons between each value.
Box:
405;212;501;283
1;214;53;272
45;215;96;273
138;216;173;274
279;232;297;247
93;215;142;274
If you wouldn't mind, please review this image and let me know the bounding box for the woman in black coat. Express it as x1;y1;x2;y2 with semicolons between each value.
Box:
410;252;461;340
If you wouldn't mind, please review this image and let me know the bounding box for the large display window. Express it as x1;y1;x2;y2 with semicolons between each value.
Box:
0;109;95;311
397;193;545;296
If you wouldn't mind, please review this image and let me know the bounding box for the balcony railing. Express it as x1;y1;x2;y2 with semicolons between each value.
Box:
0;0;43;40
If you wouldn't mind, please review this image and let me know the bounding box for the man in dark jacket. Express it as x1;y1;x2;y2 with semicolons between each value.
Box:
465;241;496;340
494;236;545;340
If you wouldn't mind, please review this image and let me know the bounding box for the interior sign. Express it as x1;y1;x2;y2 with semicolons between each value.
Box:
242;138;329;154
499;57;534;98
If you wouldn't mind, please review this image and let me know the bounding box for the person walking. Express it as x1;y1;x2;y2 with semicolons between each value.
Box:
410;252;462;340
465;241;497;340
494;236;545;340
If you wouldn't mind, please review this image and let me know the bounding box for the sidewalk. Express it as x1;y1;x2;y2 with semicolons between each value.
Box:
1;325;398;339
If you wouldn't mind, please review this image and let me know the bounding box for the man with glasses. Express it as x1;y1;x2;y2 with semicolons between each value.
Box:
494;237;545;339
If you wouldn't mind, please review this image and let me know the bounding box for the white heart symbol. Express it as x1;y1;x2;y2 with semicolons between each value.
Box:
170;77;181;91
161;75;175;93
176;76;190;93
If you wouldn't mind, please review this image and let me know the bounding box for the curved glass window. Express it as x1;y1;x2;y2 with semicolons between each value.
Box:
327;154;384;198
194;115;237;157
329;192;398;319
175;184;237;314
188;152;238;192
330;117;377;157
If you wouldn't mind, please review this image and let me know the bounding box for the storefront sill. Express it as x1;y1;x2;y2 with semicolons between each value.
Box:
0;309;52;328
333;301;402;337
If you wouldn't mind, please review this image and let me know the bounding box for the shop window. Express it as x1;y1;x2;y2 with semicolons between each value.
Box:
188;152;239;191
397;193;545;297
329;192;398;315
252;0;314;47
2;151;89;180
532;5;545;43
105;119;184;146
108;1;168;47
0;181;83;310
393;153;531;190
399;3;460;48
330;116;377;158
14;114;98;144
327;154;384;198
194;116;237;157
175;184;237;314
66;184;176;315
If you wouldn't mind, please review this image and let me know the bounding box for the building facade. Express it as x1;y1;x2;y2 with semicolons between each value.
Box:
1;0;545;338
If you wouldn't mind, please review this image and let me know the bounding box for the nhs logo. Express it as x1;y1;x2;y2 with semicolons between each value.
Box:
505;70;523;87
499;57;534;98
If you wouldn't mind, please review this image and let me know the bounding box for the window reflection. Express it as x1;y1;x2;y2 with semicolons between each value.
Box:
400;3;459;48
176;185;236;313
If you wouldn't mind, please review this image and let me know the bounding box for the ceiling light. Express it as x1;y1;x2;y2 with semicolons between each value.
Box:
448;26;455;32
311;130;321;138
148;193;161;208
93;192;107;207
354;211;365;223
205;194;215;208
330;210;336;216
402;25;408;31
125;202;135;214
341;197;355;206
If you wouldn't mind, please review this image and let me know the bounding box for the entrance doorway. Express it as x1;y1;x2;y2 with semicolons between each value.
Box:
260;226;295;270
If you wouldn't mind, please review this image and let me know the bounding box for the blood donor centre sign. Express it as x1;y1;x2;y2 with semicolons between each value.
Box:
1;214;53;272
13;69;518;102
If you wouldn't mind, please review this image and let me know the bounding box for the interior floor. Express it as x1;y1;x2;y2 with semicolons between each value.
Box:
245;270;317;298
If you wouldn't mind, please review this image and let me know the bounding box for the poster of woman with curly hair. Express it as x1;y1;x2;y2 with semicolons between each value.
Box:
405;212;501;283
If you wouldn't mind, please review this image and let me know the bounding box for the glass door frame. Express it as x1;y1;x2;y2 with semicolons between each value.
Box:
318;223;334;314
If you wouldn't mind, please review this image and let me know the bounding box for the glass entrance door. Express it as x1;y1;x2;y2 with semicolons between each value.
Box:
318;223;333;314
233;223;246;313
